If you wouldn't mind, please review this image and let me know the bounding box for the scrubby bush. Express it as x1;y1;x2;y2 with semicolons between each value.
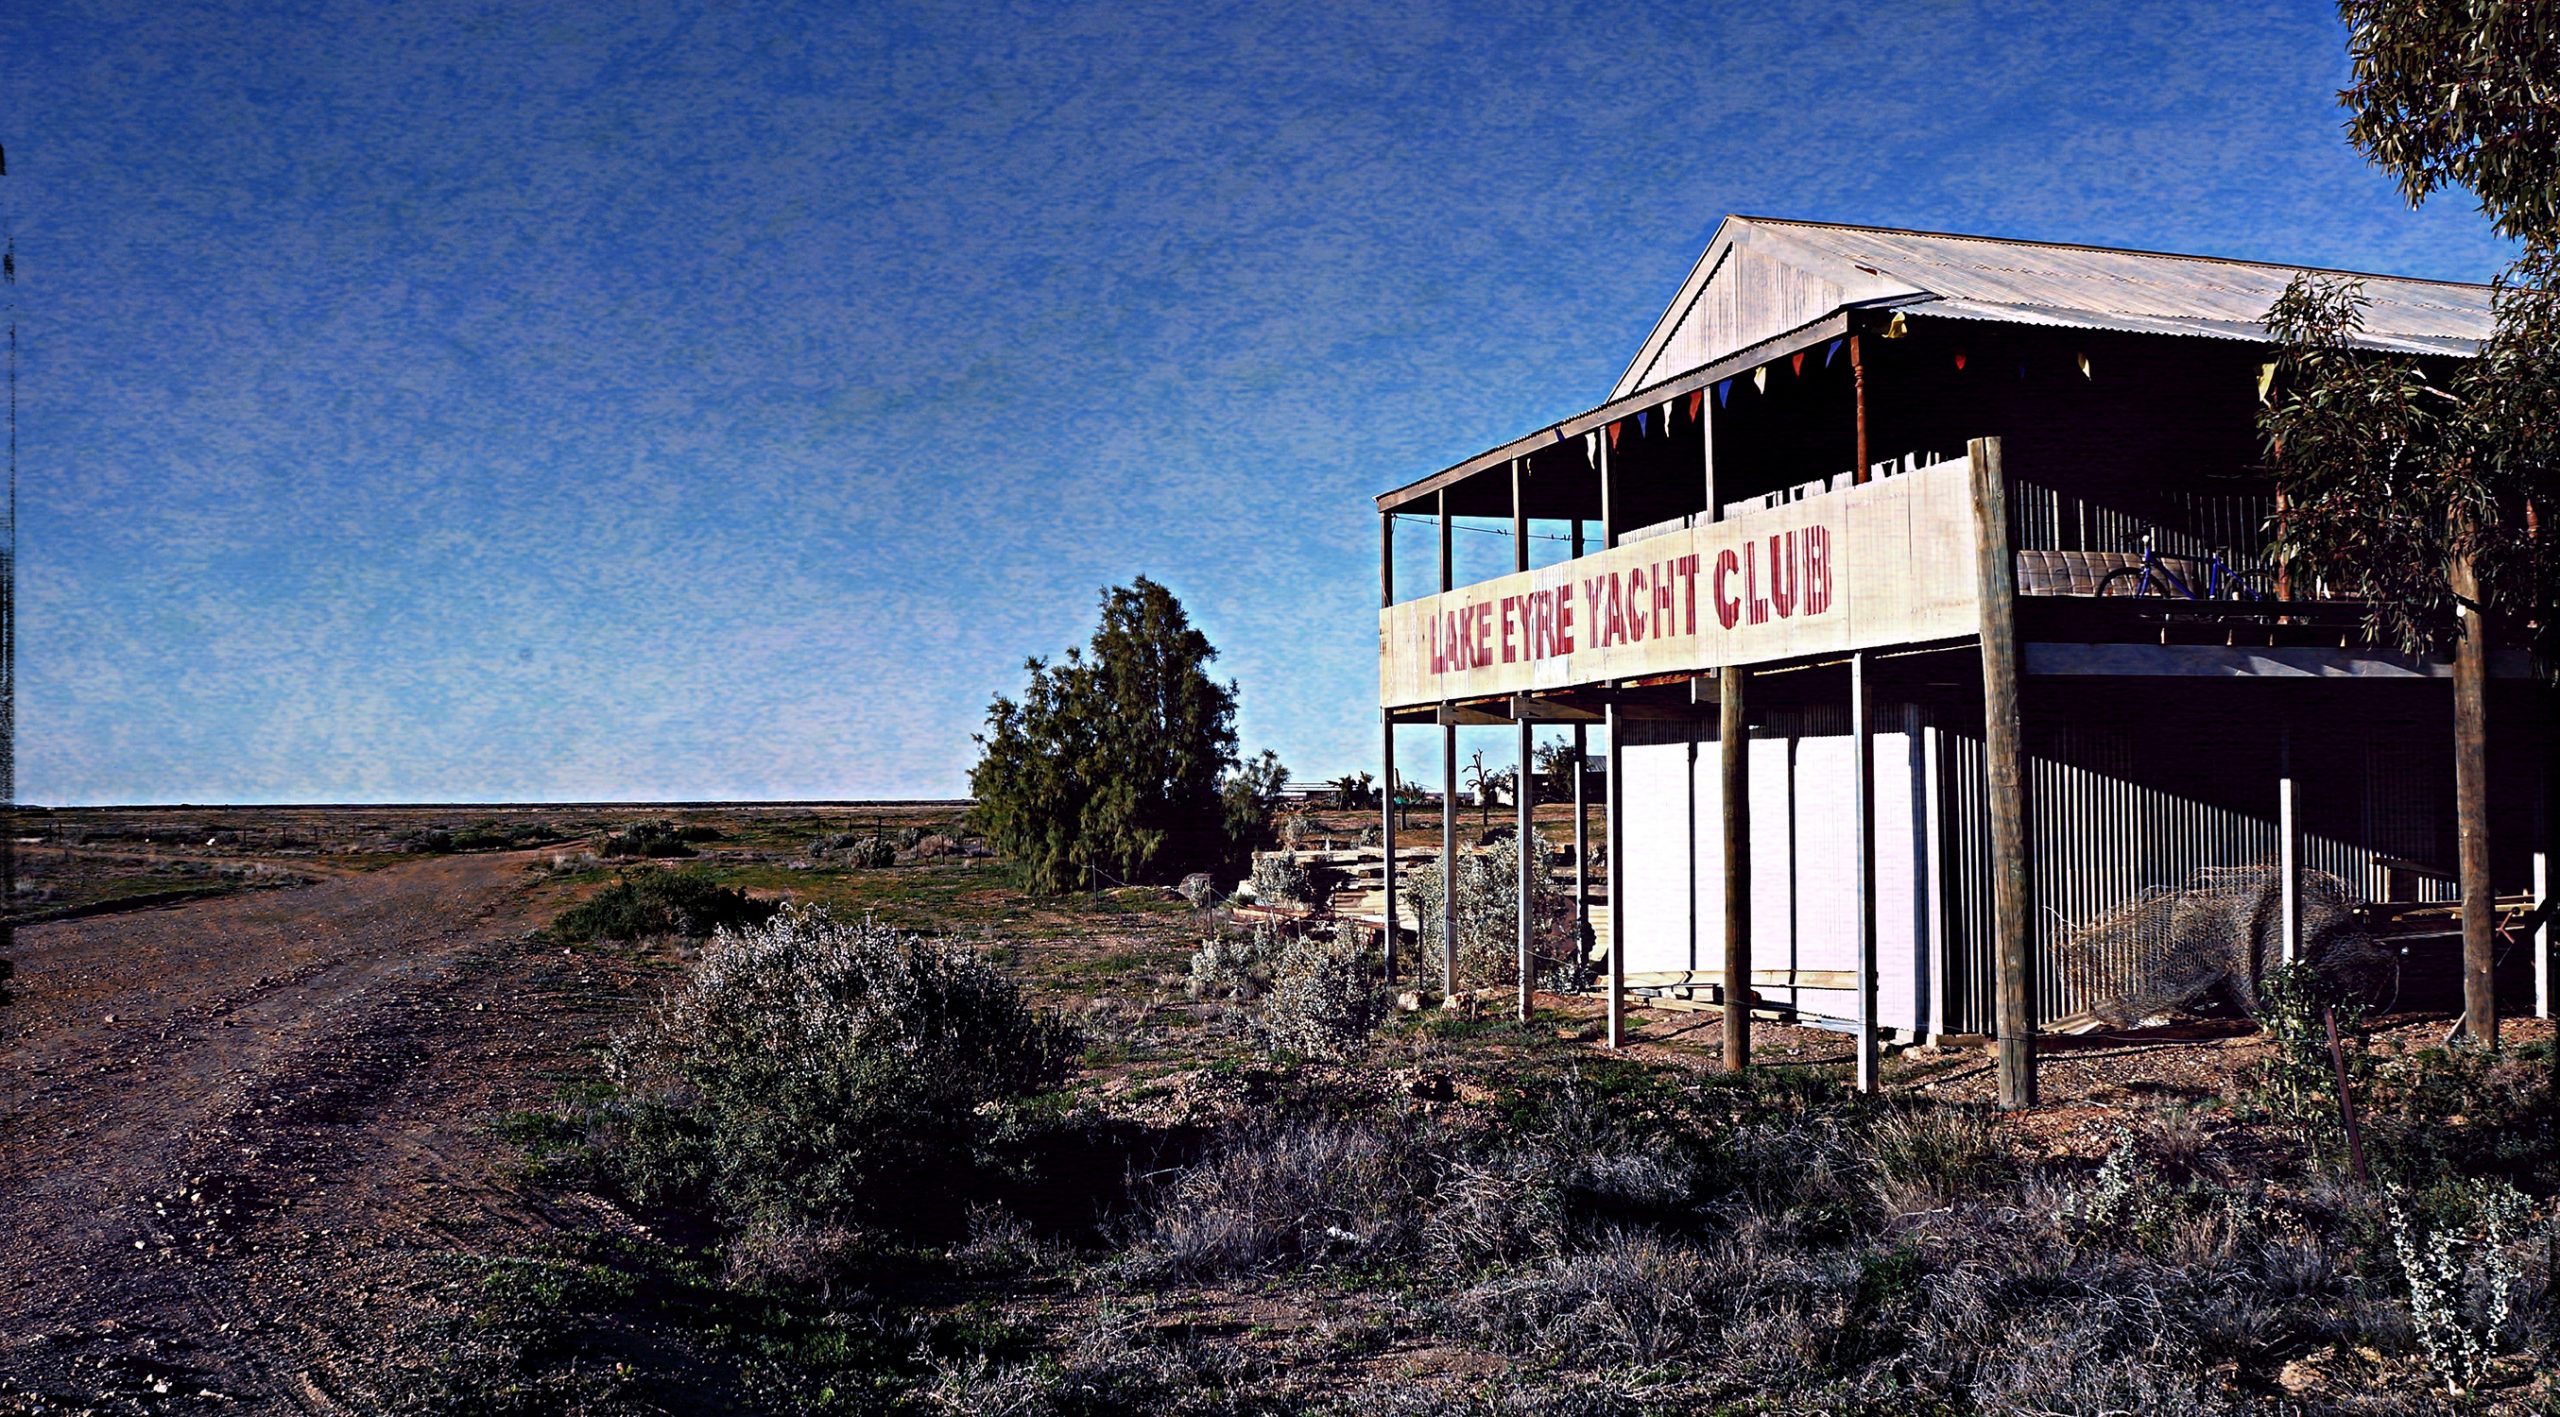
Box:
1245;851;1313;906
1145;1121;1436;1277
1176;872;1219;910
599;820;704;859
596;905;1081;1239
549;867;778;942
1185;924;1279;1001
1258;928;1386;1061
1395;832;1571;990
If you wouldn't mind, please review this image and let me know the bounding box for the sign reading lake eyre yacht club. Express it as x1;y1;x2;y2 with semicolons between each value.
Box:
1378;456;1986;708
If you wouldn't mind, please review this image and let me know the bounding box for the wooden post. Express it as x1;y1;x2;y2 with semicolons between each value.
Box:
1442;719;1459;998
1600;431;1616;549
1514;460;1534;1022
1851;650;1879;1093
1700;382;1718;520
1380;512;1398;983
2279;723;2302;965
1720;665;1751;1072
1606;700;1626;1047
1968;435;2037;1110
1849;330;1871;484
1572;521;1589;961
2450;543;2495;1047
1439;490;1458;999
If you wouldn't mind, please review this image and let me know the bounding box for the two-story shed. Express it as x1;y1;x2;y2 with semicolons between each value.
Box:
1374;217;2554;1105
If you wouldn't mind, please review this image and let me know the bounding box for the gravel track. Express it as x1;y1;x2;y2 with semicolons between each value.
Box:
0;849;644;1412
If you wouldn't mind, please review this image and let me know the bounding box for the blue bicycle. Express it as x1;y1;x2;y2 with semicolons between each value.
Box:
2096;533;2273;604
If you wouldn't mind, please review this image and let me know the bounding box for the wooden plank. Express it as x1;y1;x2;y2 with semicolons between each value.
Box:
1969;437;2037;1110
1377;458;1983;709
1624;969;1858;990
1441;719;1459;996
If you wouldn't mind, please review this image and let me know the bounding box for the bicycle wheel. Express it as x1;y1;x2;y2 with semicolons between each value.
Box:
2096;567;2168;598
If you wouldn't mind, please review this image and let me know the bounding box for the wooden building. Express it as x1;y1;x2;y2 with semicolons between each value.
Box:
1373;217;2555;1105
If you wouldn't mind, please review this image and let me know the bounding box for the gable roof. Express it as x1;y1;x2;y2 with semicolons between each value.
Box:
1610;216;2497;400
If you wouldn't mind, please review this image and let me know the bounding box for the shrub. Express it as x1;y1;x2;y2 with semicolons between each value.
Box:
1185;924;1279;1001
549;867;777;942
1144;1122;1434;1276
1395;832;1570;991
1246;851;1314;906
2388;1177;2537;1394
1258;928;1387;1062
597;905;1081;1238
1176;872;1219;909
598;820;701;859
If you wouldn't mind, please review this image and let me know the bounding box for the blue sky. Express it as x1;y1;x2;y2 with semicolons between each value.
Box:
2;0;2514;804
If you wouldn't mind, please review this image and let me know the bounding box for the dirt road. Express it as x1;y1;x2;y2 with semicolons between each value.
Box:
0;850;644;1411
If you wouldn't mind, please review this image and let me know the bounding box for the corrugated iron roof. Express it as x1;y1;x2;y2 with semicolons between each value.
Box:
1613;216;2494;398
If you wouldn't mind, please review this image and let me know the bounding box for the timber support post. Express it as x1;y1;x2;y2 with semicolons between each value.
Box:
1968;435;2037;1110
1380;511;1397;982
1439;489;1458;1000
1720;665;1751;1073
1851;650;1879;1093
1605;700;1625;1048
2450;542;2495;1048
1514;459;1534;1022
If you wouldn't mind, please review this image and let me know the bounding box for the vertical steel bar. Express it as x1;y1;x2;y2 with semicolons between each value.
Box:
2280;721;2302;965
1606;701;1626;1048
1513;459;1533;1022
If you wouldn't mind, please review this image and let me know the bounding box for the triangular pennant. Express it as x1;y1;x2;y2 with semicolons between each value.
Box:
1687;389;1703;420
2257;362;2277;405
1715;379;1731;407
1751;366;1767;394
1659;399;1674;429
1636;411;1650;438
1584;431;1597;465
1790;352;1805;377
2077;352;2092;379
1885;311;1908;339
1608;421;1622;449
1826;338;1843;366
1953;350;1967;371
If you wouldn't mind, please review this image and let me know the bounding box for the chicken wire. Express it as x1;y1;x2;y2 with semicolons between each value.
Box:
2054;864;2396;1028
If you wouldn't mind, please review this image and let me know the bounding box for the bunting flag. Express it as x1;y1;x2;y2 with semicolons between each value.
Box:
1608;420;1623;449
1825;338;1844;366
1715;379;1732;407
1551;427;1566;443
2077;352;2092;379
1584;431;1597;465
1687;389;1704;420
1659;398;1674;429
1884;311;1908;339
2017;361;2027;381
2257;361;2278;405
1789;352;1805;377
1953;350;1967;371
1636;410;1650;437
1751;366;1767;394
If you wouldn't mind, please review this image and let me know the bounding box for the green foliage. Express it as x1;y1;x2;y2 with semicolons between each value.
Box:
2247;959;2373;1173
2278;15;2560;667
549;867;779;943
2341;0;2560;244
398;821;565;854
595;905;1081;1238
1396;833;1572;991
970;578;1258;893
598;819;713;859
1257;928;1387;1062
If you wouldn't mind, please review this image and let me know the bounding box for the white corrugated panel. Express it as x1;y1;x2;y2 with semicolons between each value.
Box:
1617;723;1696;976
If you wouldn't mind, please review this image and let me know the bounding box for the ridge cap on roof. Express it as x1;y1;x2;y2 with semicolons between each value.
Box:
1726;214;2496;293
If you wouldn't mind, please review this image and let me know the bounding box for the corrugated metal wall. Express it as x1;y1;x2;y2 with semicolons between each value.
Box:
1927;682;2470;1034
